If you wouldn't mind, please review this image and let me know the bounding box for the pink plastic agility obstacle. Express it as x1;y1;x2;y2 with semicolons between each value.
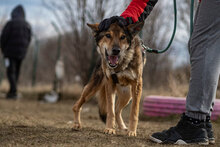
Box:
143;95;220;120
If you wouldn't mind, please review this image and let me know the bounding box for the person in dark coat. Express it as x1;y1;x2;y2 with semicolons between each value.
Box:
0;5;32;99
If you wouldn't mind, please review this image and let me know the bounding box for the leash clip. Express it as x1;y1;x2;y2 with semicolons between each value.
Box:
141;40;159;54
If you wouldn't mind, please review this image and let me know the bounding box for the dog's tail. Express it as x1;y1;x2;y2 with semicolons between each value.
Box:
98;85;107;123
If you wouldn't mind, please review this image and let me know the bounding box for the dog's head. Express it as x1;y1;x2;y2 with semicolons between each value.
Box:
87;21;144;69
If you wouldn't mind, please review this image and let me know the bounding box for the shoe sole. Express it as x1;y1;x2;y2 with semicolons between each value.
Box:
209;139;215;145
150;135;209;145
149;135;163;144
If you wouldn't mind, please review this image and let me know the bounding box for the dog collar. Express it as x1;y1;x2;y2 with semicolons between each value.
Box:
111;74;119;84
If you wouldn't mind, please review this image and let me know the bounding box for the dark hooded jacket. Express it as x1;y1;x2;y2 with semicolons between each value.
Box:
0;5;31;59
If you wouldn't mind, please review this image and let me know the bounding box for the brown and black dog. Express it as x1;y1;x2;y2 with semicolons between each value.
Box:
72;21;145;136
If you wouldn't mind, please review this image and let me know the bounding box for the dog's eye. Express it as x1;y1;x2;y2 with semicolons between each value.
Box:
120;35;126;40
105;34;111;38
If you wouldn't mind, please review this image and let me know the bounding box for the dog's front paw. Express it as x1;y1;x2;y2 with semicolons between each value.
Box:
104;128;116;135
127;130;136;137
72;122;82;131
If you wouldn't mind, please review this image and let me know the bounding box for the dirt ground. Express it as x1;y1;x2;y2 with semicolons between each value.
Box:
0;95;219;147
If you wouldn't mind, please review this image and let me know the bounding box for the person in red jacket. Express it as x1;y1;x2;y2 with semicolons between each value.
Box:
98;0;220;145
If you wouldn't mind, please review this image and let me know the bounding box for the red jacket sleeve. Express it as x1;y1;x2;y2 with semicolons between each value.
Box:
120;0;158;24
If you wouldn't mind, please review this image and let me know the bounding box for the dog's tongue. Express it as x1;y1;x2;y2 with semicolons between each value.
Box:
108;56;118;65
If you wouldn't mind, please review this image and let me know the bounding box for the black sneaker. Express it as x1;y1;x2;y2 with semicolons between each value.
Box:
6;92;18;100
206;116;215;144
150;113;209;145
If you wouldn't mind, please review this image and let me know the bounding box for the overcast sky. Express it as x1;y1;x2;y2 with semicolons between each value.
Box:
0;0;58;38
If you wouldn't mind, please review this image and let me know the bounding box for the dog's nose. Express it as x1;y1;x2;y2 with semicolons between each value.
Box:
112;47;120;55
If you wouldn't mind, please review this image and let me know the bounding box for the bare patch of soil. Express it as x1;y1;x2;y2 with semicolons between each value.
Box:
0;97;219;147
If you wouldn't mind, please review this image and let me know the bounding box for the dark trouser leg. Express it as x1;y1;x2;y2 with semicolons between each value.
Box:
15;59;22;85
7;58;17;94
6;58;22;95
186;0;220;120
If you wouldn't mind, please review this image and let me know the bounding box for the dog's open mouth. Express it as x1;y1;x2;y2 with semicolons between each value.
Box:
105;50;119;68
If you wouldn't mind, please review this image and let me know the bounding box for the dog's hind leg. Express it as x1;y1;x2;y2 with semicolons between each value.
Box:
72;83;100;130
72;60;103;130
115;85;132;131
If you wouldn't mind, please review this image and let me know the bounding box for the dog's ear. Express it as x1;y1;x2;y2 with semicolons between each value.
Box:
87;23;99;32
127;21;144;37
